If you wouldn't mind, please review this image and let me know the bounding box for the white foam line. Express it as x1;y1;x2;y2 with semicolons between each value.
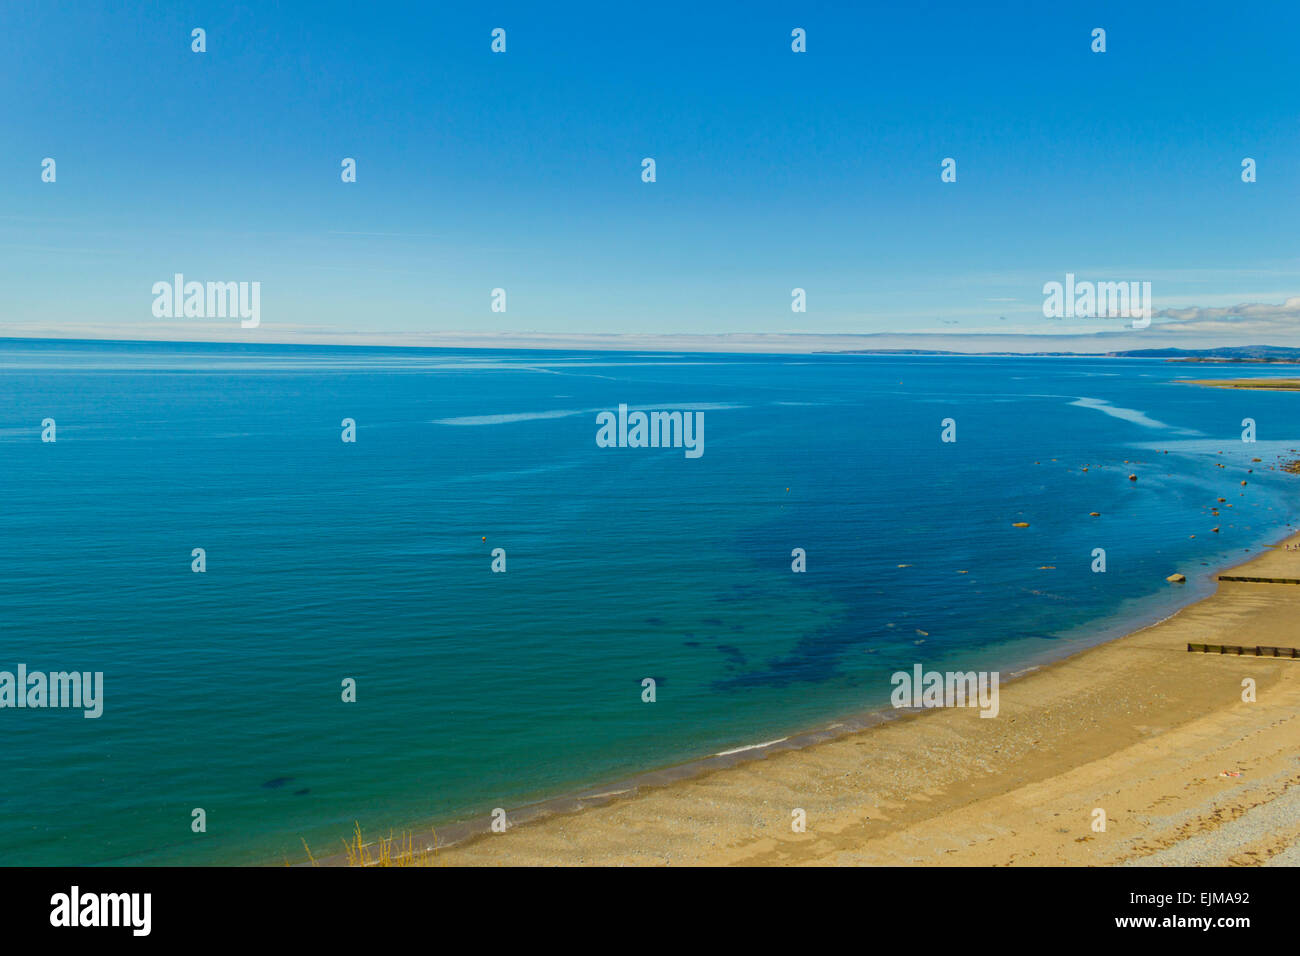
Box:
715;737;789;757
434;403;746;426
1070;396;1174;429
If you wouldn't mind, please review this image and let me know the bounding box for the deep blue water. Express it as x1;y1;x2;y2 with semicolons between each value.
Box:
1;339;1298;865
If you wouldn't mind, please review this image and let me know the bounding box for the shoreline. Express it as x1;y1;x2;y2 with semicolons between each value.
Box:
1178;378;1300;391
307;523;1300;867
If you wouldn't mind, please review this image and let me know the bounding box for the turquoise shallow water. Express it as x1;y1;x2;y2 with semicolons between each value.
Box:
1;339;1298;865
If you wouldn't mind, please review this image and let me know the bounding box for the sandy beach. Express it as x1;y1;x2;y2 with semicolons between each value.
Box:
373;536;1300;867
1179;378;1300;391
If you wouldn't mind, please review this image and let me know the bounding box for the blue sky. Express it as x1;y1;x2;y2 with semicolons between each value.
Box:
2;1;1298;348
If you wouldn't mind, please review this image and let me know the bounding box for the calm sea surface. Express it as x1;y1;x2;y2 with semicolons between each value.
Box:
2;339;1297;864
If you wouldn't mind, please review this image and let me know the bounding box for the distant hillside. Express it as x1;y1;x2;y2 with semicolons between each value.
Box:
827;345;1300;362
1108;345;1300;362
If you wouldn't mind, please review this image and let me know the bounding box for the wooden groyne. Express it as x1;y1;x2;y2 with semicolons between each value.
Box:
1217;575;1300;584
1187;642;1300;658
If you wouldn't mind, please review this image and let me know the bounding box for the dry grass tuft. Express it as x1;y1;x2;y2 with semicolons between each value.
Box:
299;822;439;867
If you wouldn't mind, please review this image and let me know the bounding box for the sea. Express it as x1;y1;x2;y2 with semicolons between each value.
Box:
1;338;1297;865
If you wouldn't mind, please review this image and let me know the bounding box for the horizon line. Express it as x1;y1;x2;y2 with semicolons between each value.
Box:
1;331;1295;358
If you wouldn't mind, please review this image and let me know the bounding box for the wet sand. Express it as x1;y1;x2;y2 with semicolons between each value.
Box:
401;538;1300;867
